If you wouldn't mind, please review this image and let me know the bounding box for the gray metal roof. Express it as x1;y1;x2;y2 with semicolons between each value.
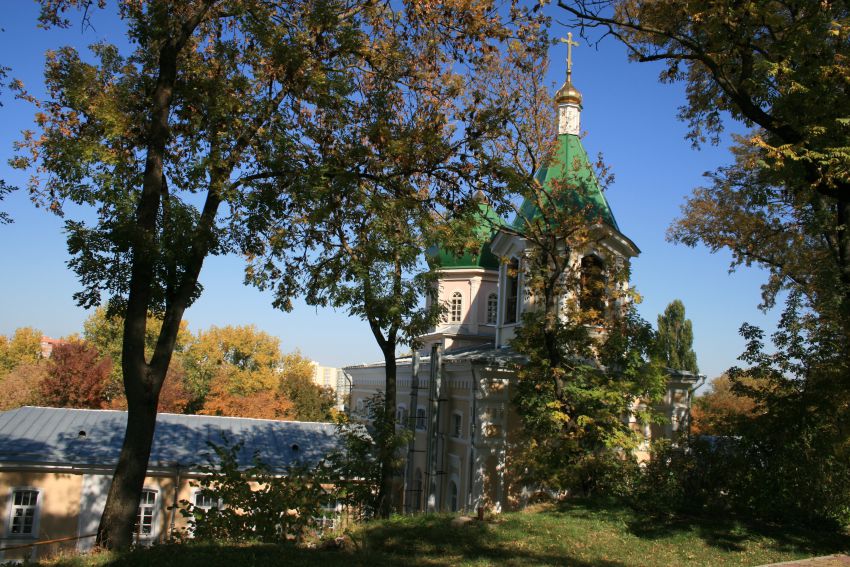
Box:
0;406;342;473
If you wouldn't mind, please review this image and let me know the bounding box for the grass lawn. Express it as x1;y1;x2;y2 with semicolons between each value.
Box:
41;500;850;567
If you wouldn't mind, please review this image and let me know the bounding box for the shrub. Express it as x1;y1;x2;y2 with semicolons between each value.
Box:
632;435;850;528
180;439;329;543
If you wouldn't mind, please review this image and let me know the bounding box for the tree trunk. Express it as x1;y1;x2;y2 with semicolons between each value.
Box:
835;193;850;342
96;368;160;549
377;344;398;518
93;2;213;548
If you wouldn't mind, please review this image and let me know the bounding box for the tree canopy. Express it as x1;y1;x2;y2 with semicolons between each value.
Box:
0;327;43;375
557;0;850;335
40;341;112;409
556;0;850;524
14;0;396;547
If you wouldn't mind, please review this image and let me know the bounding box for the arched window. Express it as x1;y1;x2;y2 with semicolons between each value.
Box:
580;255;606;320
504;258;519;324
416;407;427;430
451;412;463;438
450;291;463;323
448;480;459;512
396;404;408;425
486;293;498;324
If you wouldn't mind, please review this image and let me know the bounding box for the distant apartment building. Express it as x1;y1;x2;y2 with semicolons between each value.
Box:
310;363;350;409
39;336;69;359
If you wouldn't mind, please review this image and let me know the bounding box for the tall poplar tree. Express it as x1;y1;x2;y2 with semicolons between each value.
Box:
655;299;698;373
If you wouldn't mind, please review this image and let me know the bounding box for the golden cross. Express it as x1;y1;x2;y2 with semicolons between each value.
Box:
560;32;579;80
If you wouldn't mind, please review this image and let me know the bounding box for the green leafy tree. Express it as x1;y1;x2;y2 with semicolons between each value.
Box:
0;42;13;224
557;0;850;361
655;300;698;373
245;4;549;518
0;327;44;375
493;33;665;492
326;394;409;519
13;0;373;549
556;1;850;522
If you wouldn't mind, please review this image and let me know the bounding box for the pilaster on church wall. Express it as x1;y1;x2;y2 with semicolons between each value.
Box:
468;276;481;334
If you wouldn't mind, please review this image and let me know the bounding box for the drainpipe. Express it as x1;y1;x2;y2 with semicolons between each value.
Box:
342;371;354;414
404;352;420;513
169;465;181;542
425;344;443;512
468;365;480;513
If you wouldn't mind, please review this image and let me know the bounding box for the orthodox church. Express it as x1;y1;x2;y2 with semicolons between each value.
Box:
344;48;700;515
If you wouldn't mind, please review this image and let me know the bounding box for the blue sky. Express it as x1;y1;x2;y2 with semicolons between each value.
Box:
0;3;778;381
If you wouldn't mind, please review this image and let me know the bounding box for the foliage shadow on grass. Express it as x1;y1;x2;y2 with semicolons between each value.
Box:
357;513;629;567
551;498;850;556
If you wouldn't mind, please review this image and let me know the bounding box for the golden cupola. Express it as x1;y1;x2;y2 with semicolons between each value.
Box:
555;79;582;107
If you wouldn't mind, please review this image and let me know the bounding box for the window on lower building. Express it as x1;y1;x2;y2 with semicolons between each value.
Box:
134;489;157;537
486;293;498;324
9;489;39;535
450;291;463;323
451;412;462;438
193;491;222;511
416;407;427;430
396;405;408;425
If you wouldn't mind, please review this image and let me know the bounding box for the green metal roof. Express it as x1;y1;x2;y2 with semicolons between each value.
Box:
511;133;619;232
427;201;503;270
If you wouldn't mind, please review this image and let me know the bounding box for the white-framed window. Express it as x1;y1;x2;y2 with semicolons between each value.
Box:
486;293;498;324
449;291;463;323
8;488;39;536
451;412;463;438
134;489;157;539
313;500;340;533
415;407;427;430
193;490;222;512
396;404;408;425
355;398;365;416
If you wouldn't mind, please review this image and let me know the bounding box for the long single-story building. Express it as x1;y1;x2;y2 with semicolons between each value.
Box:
0;406;340;562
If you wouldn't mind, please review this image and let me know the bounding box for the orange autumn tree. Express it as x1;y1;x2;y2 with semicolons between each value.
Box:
691;374;762;436
200;380;294;420
186;325;291;419
40;341;112;409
